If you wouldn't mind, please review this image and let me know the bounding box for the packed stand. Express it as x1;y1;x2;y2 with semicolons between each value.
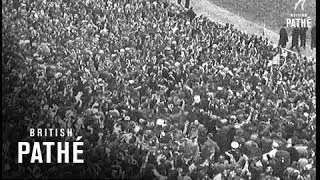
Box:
2;0;316;179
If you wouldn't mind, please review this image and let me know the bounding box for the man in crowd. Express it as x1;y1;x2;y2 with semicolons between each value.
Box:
185;0;190;8
278;24;288;48
290;26;300;54
300;26;308;49
311;25;316;49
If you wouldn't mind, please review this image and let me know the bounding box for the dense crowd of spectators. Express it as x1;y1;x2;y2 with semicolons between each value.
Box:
2;0;316;179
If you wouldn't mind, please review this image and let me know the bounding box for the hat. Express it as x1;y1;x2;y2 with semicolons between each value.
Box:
269;149;277;158
292;169;300;176
286;138;292;148
305;164;312;170
236;129;244;136
250;133;259;141
220;119;228;124
255;160;263;168
19;39;30;45
109;109;120;117
139;118;145;124
290;85;296;89
262;154;269;161
272;141;279;148
276;132;283;138
231;141;239;149
234;124;241;129
298;158;308;168
165;47;171;51
55;72;63;78
156;119;165;126
193;92;201;100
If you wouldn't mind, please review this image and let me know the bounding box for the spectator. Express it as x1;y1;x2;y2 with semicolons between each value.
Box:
310;25;316;49
278;24;288;48
299;26;308;49
290;26;300;53
185;0;190;9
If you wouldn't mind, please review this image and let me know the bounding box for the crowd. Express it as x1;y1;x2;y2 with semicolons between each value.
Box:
2;0;316;179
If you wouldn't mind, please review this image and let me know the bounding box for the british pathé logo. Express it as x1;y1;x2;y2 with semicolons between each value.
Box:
286;0;312;28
